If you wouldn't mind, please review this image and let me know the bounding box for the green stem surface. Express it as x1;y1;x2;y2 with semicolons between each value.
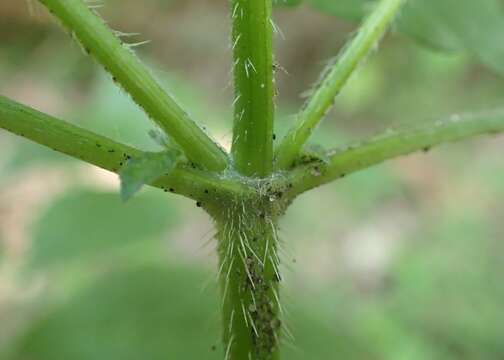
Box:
39;0;228;171
212;197;283;360
230;0;275;177
0;96;245;200
275;0;406;169
284;110;504;196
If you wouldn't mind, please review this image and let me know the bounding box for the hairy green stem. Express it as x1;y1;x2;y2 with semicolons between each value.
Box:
275;0;406;169
0;96;247;200
210;197;284;360
230;0;275;177
282;110;504;197
38;0;228;171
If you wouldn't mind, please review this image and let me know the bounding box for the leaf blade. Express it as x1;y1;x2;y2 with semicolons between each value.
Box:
119;150;179;201
29;190;178;269
307;0;504;75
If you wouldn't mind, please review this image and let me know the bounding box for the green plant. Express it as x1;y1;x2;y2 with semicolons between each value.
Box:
1;0;504;359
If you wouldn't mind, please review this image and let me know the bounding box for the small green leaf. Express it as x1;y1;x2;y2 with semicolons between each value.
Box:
148;128;172;148
304;144;331;164
119;150;179;201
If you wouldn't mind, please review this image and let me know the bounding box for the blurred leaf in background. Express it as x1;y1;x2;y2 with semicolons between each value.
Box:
305;0;504;76
5;265;223;360
388;213;504;359
274;0;304;6
29;189;177;269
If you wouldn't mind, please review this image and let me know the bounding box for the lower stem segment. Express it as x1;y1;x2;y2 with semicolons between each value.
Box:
215;201;282;360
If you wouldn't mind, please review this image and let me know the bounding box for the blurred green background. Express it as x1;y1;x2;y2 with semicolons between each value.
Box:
1;1;504;359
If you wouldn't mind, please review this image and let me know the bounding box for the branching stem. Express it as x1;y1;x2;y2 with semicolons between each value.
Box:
275;0;406;169
38;0;228;171
282;111;504;197
2;3;504;360
0;96;246;200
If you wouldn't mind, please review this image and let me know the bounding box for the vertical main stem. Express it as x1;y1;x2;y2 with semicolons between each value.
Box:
230;0;275;177
215;201;282;360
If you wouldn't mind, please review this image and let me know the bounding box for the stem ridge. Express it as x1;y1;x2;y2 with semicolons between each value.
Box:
231;0;275;177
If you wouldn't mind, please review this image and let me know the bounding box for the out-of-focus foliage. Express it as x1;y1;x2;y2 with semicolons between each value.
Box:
6;216;504;359
388;216;504;359
29;189;177;269
274;0;304;6
6;265;223;360
300;0;504;76
1;0;504;359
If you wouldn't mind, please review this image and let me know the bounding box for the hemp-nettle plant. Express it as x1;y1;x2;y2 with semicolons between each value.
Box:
2;0;504;359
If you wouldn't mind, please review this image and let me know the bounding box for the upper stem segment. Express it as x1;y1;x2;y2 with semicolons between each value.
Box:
38;0;228;171
275;0;406;169
230;0;275;177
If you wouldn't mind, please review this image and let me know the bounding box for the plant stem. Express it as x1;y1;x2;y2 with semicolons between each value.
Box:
0;95;247;200
211;197;283;360
275;0;406;169
230;0;275;177
282;110;504;197
38;0;228;171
